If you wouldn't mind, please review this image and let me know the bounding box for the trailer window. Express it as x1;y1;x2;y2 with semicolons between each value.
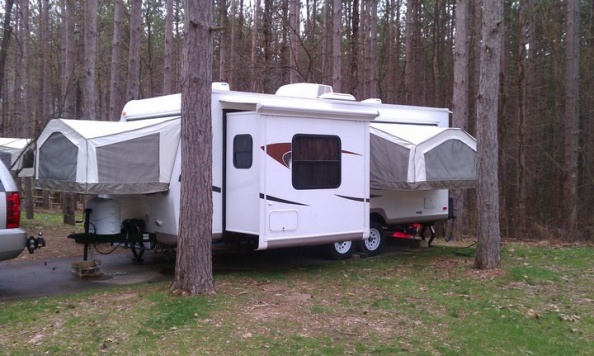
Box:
292;134;341;189
233;134;253;169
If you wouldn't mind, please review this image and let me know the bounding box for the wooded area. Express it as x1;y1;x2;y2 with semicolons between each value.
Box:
0;0;592;240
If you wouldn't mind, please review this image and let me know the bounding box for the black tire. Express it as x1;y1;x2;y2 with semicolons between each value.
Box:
326;240;355;260
358;220;385;256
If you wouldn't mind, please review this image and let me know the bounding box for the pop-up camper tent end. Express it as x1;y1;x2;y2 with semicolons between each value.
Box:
35;117;181;195
369;123;477;191
0;138;35;177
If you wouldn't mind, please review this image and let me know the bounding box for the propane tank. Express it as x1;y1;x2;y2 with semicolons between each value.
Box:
87;197;121;235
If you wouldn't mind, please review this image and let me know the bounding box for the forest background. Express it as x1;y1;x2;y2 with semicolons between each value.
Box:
0;0;592;240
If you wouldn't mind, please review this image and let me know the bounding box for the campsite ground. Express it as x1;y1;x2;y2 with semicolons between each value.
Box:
3;209;593;354
18;209;94;261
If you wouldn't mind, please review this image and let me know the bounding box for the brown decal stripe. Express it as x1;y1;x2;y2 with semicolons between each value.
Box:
335;194;369;203
262;143;292;168
212;186;221;193
341;150;362;156
263;143;362;169
260;193;308;206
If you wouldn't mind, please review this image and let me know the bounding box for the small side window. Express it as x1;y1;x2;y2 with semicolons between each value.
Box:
22;150;35;169
233;134;253;169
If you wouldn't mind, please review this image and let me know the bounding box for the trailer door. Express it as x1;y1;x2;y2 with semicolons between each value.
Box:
224;112;261;235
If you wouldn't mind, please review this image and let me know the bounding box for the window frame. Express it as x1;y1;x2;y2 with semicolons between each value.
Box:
233;134;253;169
291;134;341;190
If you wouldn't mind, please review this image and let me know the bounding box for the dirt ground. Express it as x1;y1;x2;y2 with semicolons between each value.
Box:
15;221;122;262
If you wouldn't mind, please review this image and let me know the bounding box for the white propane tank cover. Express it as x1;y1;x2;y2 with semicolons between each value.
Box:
87;198;121;235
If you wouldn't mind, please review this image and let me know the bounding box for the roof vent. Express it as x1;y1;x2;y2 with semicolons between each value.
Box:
319;92;356;101
212;82;230;91
362;98;382;104
275;83;333;98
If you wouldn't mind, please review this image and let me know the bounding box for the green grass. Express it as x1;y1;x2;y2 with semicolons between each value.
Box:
20;209;72;229
1;241;593;355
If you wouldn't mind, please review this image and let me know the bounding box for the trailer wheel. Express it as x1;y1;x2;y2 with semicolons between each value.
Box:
326;240;355;260
358;221;385;256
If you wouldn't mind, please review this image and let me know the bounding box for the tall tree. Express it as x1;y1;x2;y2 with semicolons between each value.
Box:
109;0;124;120
475;0;503;269
127;0;142;101
322;0;331;84
229;0;238;87
172;0;216;296
250;0;260;91
564;0;580;232
19;0;34;220
163;0;175;94
452;0;470;230
39;0;52;208
404;0;421;105
515;0;536;231
368;0;378;98
0;0;14;129
289;0;300;83
431;0;442;106
359;0;368;98
349;0;359;94
262;0;272;92
587;0;594;232
331;0;341;91
218;0;228;82
83;0;98;120
61;0;77;224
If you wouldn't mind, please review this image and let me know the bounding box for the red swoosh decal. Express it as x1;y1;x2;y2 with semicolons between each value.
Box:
263;143;361;169
262;143;292;168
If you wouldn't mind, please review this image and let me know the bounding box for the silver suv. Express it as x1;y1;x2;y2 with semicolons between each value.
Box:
0;160;27;261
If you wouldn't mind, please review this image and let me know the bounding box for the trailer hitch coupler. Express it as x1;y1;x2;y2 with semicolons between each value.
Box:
27;232;46;254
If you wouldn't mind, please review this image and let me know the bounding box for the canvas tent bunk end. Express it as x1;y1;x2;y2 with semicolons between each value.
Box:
35;117;181;195
0;138;35;177
369;123;476;191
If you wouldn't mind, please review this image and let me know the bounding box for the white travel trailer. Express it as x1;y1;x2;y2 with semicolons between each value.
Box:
35;83;476;260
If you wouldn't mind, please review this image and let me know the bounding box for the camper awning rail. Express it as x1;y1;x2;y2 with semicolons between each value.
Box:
256;103;379;121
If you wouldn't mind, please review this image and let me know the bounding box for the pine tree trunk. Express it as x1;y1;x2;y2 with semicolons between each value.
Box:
289;0;300;83
262;0;272;93
83;0;97;120
61;0;77;224
172;0;216;296
474;0;503;270
563;0;580;233
127;0;142;101
163;0;174;94
451;0;470;234
516;0;531;232
40;0;51;209
19;0;34;219
0;0;14;119
109;0;124;120
219;0;228;82
251;0;260;91
350;0;359;94
404;0;421;105
322;0;331;85
332;0;341;91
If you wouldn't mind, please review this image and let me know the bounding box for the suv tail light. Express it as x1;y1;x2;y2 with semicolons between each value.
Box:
6;192;21;228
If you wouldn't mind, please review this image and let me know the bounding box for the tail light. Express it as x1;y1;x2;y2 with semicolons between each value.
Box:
6;192;20;228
